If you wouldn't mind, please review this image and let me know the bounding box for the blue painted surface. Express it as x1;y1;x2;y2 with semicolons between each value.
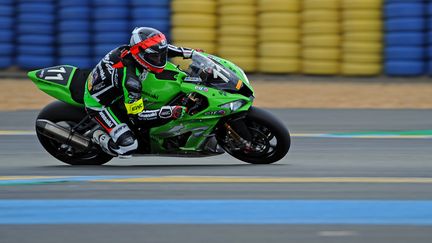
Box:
1;200;432;225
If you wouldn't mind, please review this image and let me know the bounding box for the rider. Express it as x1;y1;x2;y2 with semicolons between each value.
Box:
84;27;196;157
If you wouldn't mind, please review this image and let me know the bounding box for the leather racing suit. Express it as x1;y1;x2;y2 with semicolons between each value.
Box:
83;44;194;156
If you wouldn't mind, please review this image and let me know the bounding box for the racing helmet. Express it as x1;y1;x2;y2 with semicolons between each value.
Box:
129;27;168;73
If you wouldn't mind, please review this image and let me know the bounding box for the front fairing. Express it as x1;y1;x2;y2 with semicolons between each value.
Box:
185;53;254;98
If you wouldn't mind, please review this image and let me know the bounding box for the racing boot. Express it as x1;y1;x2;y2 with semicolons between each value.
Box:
92;130;117;157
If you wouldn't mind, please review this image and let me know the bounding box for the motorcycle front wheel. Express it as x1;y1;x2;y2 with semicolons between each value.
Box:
218;107;291;164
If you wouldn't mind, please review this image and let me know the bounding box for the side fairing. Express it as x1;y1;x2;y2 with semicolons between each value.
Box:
140;62;186;109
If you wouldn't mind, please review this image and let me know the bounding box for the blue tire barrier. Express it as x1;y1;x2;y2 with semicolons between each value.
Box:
18;24;54;35
17;55;55;69
427;31;432;45
385;32;425;46
18;14;55;24
385;47;425;60
385;18;425;32
94;7;128;20
132;7;170;20
131;20;169;33
94;33;129;44
59;21;91;32
58;32;90;45
59;57;93;69
0;57;13;68
0;30;13;42
428;62;432;75
92;0;126;6
58;0;89;7
19;0;53;2
0;0;13;4
58;7;90;20
0;17;13;29
17;35;54;45
385;61;425;76
18;46;54;55
384;3;424;18
130;0;170;7
59;45;91;57
426;46;432;59
0;6;13;16
18;3;54;13
0;43;13;55
428;3;432;16
94;44;119;57
93;21;130;32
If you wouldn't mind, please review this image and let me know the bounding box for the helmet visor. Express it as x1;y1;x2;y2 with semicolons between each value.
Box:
139;46;167;68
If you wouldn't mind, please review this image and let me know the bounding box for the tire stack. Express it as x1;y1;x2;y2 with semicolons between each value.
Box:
427;2;432;75
131;0;170;39
341;0;383;76
16;0;55;69
257;0;300;74
0;0;13;69
384;0;426;76
301;0;341;75
218;0;257;72
92;0;130;64
171;0;217;69
58;0;92;69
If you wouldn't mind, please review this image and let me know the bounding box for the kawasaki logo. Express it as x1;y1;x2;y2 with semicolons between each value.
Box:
100;112;114;128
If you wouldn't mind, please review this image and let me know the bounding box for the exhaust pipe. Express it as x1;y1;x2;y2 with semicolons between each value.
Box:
36;119;91;151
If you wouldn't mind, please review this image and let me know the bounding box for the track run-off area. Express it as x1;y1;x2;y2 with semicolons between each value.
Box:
0;109;431;243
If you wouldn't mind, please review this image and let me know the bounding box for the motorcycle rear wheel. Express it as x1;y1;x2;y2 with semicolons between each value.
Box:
219;107;291;164
36;101;113;166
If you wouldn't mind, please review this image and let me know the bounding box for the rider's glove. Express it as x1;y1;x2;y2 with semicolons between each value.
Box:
159;106;187;119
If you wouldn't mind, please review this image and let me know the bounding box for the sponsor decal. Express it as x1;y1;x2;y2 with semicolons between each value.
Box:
204;110;226;116
138;111;158;120
92;82;105;92
100;112;114;128
98;66;106;80
159;107;173;119
125;99;144;115
236;79;243;90
110;124;128;141
143;91;159;100
195;86;209;92
87;74;94;90
218;91;227;96
131;103;143;112
184;77;202;82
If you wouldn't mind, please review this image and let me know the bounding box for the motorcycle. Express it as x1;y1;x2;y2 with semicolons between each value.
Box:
28;52;290;165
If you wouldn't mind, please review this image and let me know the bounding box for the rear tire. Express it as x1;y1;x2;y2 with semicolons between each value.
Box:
36;101;113;165
219;107;291;164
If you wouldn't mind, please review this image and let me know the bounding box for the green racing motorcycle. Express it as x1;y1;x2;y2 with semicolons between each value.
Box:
28;52;290;165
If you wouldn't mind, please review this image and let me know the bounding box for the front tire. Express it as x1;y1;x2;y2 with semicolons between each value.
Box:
36;101;113;165
218;107;290;164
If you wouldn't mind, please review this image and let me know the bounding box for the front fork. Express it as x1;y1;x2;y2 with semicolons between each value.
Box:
223;119;253;150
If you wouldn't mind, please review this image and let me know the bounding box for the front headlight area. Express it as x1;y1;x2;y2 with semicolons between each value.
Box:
219;100;247;112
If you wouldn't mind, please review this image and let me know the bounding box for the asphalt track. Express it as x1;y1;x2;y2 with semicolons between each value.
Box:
0;109;431;243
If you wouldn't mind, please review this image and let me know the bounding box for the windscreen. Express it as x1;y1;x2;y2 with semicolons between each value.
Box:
186;53;243;91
